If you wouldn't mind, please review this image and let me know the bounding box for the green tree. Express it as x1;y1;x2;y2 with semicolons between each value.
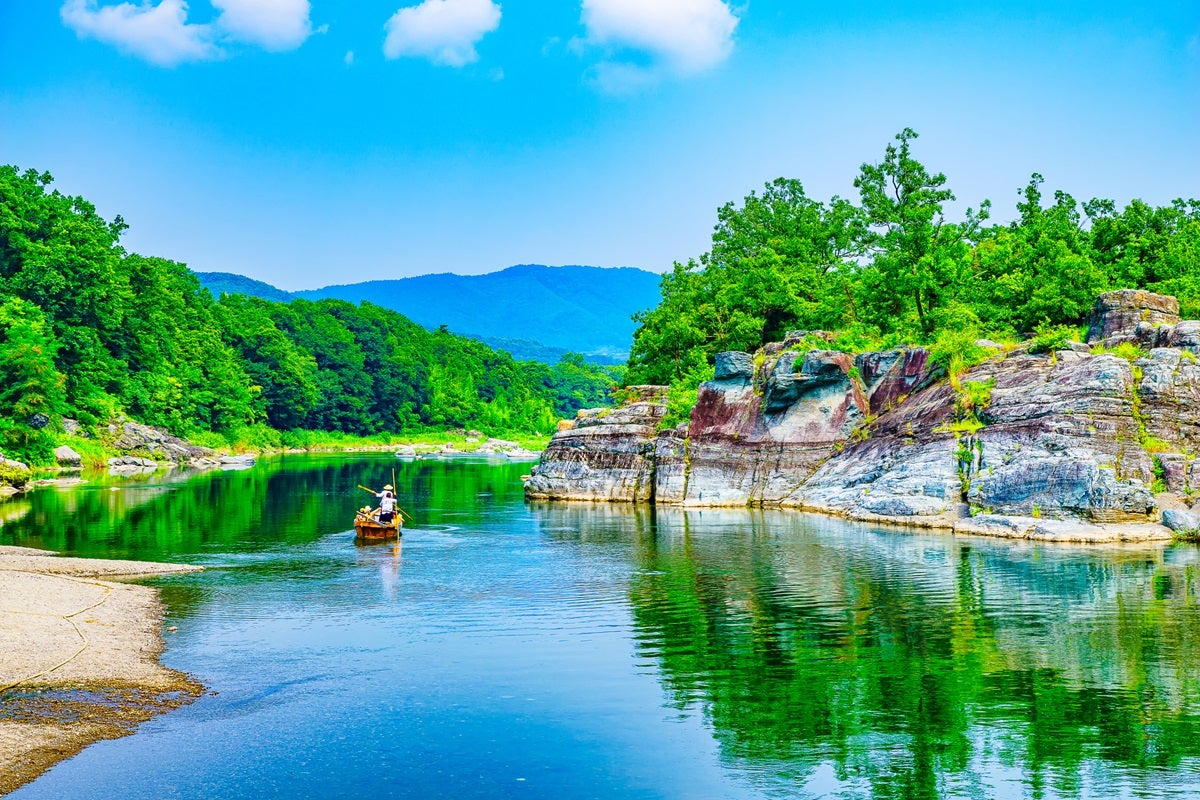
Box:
0;295;66;461
628;180;864;384
854;128;988;336
969;175;1105;333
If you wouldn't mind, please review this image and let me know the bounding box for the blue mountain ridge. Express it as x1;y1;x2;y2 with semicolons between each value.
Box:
194;264;662;363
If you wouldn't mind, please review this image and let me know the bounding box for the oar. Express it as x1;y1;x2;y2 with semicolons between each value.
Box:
356;484;414;522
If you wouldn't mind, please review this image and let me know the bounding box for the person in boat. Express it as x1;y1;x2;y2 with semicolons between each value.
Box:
374;484;398;524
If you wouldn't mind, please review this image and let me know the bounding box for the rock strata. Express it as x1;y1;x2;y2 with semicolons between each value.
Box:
526;290;1199;541
524;386;666;502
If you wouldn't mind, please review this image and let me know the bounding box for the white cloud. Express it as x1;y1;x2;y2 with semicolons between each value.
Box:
210;0;314;51
344;50;355;65
60;0;216;66
60;0;317;65
580;0;738;75
383;0;501;67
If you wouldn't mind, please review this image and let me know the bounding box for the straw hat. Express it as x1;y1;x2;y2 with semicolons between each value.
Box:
383;484;394;491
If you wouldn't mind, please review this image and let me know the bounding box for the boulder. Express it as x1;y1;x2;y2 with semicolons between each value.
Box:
1085;289;1179;345
53;445;83;467
712;351;754;383
1162;508;1200;533
109;420;213;462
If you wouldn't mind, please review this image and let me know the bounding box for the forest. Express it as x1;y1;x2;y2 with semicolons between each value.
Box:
4;128;1198;466
628;129;1200;419
0;165;621;465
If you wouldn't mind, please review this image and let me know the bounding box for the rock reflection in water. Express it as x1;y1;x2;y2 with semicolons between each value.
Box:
532;503;1200;799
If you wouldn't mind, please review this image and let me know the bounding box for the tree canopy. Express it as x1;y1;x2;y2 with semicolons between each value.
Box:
628;129;1200;388
0;165;621;463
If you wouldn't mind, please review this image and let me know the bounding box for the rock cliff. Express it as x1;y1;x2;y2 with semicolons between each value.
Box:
525;291;1200;542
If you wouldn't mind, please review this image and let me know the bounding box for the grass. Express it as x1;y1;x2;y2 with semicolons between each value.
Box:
1091;341;1148;362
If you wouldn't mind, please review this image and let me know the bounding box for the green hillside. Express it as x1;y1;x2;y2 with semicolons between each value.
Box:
293;264;662;359
195;271;294;303
0;166;622;466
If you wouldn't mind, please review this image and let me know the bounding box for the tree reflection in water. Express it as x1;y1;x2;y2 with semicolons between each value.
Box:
534;503;1200;799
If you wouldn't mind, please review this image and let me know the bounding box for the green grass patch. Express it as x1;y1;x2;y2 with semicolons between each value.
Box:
1091;341;1148;362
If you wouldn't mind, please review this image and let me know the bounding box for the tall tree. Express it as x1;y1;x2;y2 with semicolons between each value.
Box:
854;128;988;336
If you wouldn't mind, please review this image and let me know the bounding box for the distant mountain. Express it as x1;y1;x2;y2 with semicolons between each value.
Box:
195;271;295;304
194;264;662;363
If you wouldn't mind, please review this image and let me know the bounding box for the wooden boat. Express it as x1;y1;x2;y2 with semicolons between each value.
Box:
354;511;401;542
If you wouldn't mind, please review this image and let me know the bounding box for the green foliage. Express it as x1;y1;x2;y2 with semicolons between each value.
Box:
927;305;991;381
1029;322;1078;354
660;361;714;430
1152;456;1167;493
627;178;865;385
0;296;65;463
627;130;1200;397
0;166;609;461
1091;341;1148;362
854;128;990;336
958;377;995;417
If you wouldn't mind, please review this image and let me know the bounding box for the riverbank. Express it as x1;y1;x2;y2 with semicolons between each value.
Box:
0;547;203;795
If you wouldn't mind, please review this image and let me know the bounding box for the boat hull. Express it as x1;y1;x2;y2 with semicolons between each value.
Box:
354;516;401;542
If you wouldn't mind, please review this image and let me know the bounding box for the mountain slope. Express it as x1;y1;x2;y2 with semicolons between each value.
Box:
195;271;295;303
295;264;660;358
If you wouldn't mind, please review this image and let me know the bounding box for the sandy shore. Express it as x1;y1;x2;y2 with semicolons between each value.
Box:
0;546;203;796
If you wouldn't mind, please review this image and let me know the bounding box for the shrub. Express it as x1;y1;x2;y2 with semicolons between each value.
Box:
660;361;715;430
1091;341;1148;362
1029;322;1078;354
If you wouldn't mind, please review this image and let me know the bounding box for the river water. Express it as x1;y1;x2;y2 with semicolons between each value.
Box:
4;454;1200;799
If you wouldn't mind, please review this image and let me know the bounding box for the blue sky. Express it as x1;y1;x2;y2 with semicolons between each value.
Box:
1;1;1197;290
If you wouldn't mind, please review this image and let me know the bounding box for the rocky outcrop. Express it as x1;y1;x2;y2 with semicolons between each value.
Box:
526;291;1200;541
524;386;666;501
108;420;213;463
1086;289;1180;345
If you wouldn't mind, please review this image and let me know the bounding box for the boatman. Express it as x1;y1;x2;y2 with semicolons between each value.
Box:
375;485;397;523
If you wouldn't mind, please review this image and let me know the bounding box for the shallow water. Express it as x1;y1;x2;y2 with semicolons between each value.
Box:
5;454;1200;799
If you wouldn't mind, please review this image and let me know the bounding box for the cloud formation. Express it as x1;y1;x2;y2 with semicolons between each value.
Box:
579;0;739;87
60;0;215;66
60;0;316;66
383;0;501;67
210;0;314;51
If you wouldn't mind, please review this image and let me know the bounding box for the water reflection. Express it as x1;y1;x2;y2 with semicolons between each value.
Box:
0;454;533;561
532;504;1200;799
7;462;1200;799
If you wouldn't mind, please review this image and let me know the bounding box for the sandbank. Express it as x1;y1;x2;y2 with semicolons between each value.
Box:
0;546;203;795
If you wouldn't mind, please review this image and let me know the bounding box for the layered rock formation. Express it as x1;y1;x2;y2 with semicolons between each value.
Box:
523;386;665;502
526;291;1200;541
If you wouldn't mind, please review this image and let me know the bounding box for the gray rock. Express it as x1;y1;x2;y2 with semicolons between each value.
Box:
524;385;666;502
53;445;83;466
712;351;754;383
1162;508;1200;533
1086;290;1180;344
108;456;157;467
1;455;30;472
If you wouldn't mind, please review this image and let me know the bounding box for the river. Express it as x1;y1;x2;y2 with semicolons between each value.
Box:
3;454;1200;799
